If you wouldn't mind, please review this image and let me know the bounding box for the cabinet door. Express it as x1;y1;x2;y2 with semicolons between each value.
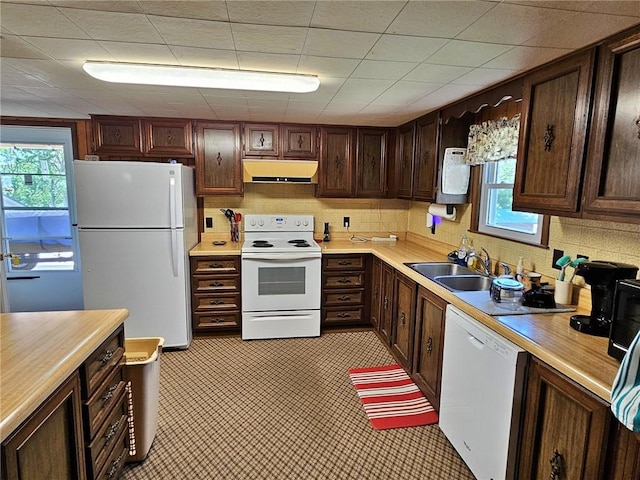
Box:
582;27;640;224
282;124;318;159
606;418;640;480
143;118;193;157
513;50;594;216
412;286;445;410
2;373;86;480
370;257;382;332
391;272;416;370
318;127;354;197
518;358;610;480
396;122;415;199
243;123;279;158
195;122;243;196
413;112;439;202
355;128;388;198
92;116;142;156
379;262;395;345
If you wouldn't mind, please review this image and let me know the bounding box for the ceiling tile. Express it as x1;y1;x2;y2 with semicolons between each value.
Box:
0;4;89;38
310;1;405;33
425;40;513;67
0;35;50;59
23;37;114;61
59;8;163;43
50;1;143;13
286;100;328;113
483;46;570;70
351;60;418;80
451;67;519;86
366;35;449;62
138;0;228;20
456;3;572;45
0;73;52;88
303;29;380;58
231;24;308;55
369;81;442;106
148;16;234;49
331;78;395;104
169;46;238;68
387;1;498;37
99;41;177;64
297;56;359;77
505;1;640;17
237;52;300;73
0;100;53;118
227;1;314;26
404;63;472;83
3;58;75;76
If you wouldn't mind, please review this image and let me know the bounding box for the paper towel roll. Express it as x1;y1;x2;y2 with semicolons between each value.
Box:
428;203;456;221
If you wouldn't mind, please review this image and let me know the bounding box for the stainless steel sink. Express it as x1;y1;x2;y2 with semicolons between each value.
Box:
433;275;493;292
405;262;476;279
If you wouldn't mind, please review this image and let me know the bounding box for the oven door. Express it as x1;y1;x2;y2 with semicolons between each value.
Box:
241;252;321;312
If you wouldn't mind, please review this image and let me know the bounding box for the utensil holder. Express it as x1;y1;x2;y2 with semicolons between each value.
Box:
554;279;573;305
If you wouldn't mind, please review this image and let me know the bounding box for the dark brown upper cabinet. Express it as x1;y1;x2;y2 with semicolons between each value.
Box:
143;118;193;157
513;49;595;217
243;123;279;158
92;116;143;156
194;122;243;196
582;26;640;225
355;128;388;198
413;112;440;202
282;124;318;159
317;127;355;197
396;122;415;199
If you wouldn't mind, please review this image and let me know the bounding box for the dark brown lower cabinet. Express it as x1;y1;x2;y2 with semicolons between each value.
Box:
370;257;382;332
321;254;369;329
519;357;610;479
411;286;446;411
606;419;640;479
2;373;86;480
390;272;416;370
379;262;395;345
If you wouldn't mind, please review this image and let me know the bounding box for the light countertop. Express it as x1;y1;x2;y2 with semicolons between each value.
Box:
0;309;129;442
190;234;621;402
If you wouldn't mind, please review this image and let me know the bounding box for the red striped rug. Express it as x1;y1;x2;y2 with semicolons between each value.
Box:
348;364;438;430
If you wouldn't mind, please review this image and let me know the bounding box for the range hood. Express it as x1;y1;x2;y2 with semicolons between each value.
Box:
243;160;318;184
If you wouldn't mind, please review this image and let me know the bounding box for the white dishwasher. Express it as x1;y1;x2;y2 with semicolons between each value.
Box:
440;305;527;480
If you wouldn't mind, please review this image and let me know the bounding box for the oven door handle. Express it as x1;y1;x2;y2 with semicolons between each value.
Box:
242;253;321;261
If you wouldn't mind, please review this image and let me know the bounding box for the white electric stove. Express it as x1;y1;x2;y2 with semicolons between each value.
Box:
241;215;321;340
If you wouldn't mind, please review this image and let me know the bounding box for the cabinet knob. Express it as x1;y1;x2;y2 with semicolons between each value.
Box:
337;278;352;284
210;282;223;287
400;312;406;325
216;152;222;166
166;130;175;144
101;384;118;404
209;263;222;268
298;134;304;148
210;300;224;305
374;286;379;297
338;260;351;265
549;449;563;480
106;451;125;479
337;312;350;318
544;124;555;151
426;336;433;355
635;115;640;139
104;419;121;442
384;297;389;310
99;349;115;365
338;295;351;301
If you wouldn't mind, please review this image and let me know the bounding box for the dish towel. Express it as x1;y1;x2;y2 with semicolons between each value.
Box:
611;329;640;432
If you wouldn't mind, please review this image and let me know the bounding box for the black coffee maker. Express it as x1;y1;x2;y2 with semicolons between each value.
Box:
570;261;638;336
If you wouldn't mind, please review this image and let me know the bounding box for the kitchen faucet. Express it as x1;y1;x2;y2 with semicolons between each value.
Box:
468;247;492;276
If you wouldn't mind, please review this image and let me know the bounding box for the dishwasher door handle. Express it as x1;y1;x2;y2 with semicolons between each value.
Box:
467;334;485;350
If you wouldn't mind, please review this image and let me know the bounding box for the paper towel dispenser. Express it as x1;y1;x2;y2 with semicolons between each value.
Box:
436;147;469;205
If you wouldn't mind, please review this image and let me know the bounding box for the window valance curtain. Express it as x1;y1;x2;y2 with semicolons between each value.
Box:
466;114;520;165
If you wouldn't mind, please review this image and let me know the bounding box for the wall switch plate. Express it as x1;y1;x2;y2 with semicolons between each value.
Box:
552;249;564;270
205;217;213;229
343;217;350;228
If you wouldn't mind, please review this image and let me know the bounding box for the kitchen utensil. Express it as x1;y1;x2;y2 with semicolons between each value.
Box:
555;254;572;281
489;276;525;310
568;257;587;282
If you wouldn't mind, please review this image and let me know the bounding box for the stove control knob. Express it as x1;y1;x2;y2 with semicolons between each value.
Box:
303;220;309;226
249;219;256;226
258;220;264;226
295;220;301;226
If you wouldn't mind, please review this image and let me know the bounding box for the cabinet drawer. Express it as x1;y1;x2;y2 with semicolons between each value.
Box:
192;257;239;274
194;312;241;330
84;367;126;441
82;325;125;399
87;393;128;478
194;293;240;311
323;307;365;325
323;288;364;306
324;272;365;288
323;255;365;271
192;274;240;293
96;429;128;480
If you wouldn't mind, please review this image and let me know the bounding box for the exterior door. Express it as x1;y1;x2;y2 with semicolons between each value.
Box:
0;126;83;312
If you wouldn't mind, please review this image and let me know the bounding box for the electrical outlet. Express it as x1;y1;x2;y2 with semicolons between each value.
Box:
343;217;350;228
205;217;213;229
552;249;564;270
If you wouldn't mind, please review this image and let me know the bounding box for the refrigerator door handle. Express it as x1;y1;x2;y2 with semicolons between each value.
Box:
169;177;179;277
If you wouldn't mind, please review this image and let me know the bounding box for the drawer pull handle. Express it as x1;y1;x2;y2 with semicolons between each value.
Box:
400;312;406;326
99;349;115;365
102;384;118;404
209;263;223;268
337;312;351;318
210;300;224;305
212;317;224;323
384;297;389;310
210;282;223;287
339;295;351;301
544;124;555;151
338;260;352;265
549;449;563;479
106;451;126;479
338;278;352;284
426;336;433;355
104;419;121;442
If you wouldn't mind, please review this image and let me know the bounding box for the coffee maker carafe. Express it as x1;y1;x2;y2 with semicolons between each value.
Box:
570;261;638;336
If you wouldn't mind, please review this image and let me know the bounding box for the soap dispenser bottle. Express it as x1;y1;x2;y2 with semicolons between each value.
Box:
323;222;331;242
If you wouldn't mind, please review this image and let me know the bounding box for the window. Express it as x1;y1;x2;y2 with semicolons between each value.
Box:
477;158;546;245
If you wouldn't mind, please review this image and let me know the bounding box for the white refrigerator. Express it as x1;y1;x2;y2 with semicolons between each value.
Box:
74;160;197;348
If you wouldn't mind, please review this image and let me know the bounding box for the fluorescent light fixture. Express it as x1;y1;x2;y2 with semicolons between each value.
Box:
82;61;320;93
